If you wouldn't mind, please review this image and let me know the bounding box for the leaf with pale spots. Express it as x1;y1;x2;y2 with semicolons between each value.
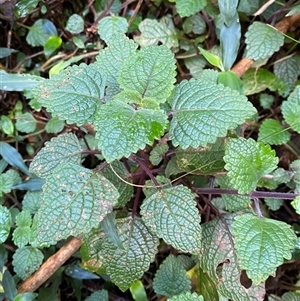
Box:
32;163;119;246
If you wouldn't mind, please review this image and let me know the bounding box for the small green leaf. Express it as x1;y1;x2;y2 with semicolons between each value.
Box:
44;36;62;58
35;63;107;126
169;77;256;149
12;247;44;280
0;206;12;243
29;133;82;178
15;112;37;133
291;196;300;214
149;143;169;166
13;210;32;248
141;185;201;253
94;100;168;163
182;15;206;35
14;0;39;18
282;86;300;134
33;163;119;246
45;116;65;134
258;119;290;145
153;255;191;297
224;138;278;194
259;93;274;109
1;115;14;136
0;47;16;59
85;290;109;301
118;45;176;103
22;191;41;214
0;170;22;196
232;214;296;284
176;0;207;17
136;16;179;49
0;70;43;92
245;22;284;60
66;14;84;34
0;142;30;176
11;178;45;191
130;280;147;301
97;16;128;43
72;36;85;49
265;198;283;211
184;55;206;79
199;47;224;70
2;270;17;301
26;19;57;47
218;70;244;93
167;292;204;301
14;292;38;301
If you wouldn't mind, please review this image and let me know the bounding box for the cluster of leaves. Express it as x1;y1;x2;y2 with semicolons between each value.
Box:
1;0;300;300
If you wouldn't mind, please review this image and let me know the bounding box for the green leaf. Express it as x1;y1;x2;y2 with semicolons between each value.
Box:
291;196;300;214
0;142;29;175
66;14;84;34
245;22;284;60
176;0;207;17
153;255;191;297
13;210;32;248
184;55;206;79
29;133;82;178
45;116;65;134
130;280;147;301
118;45;176;104
258;119;290;145
259;93;274;109
0;205;12;243
85;290;109;301
136;16;179;49
199;47;224;70
176;139;225;175
2;270;17;301
35;63;106;126
97;16;128;43
282;85;300;133
274;55;300;91
182;15;206;35
218;70;244;94
26;19;57;47
11;178;45;191
0;47;16;59
218;0;239;27
282;292;300;301
14;0;39;18
232;213;296;284
15;112;37;133
14;292;38;301
44;36;62;58
167;292;204;301
95;34;138;100
149;143;169;166
22;191;41;214
33;163;119;246
0;170;22;196
72;36;85;49
265;198;283;211
199;216;265;300
0;70;44;91
12;247;44;280
141;185;201;253
224;138;278;194
101;161;133;208
94;100;168;163
169;77;256;149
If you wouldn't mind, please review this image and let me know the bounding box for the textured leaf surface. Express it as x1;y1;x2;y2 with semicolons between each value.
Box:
35;63;106;126
12;247;44;280
22;192;41;214
95;100;168;162
0;205;12;243
167;292;204;300
282;86;300;133
183;15;206;35
199;216;265;300
224;138;278;194
232;214;296;284
258;119;290;145
84;217;159;291
169;78;256;149
15;112;37;133
176;0;207;17
245;22;284;60
45;116;65;133
0;170;21;196
33;163;119;246
149;143;169;166
13;210;32;248
176;139;225;175
265;198;283;211
29;133;82;178
118;46;176;103
97;16;128;43
66;14;84;34
136;17;179;48
153;255;191;297
85;290;109;301
141;185;201;253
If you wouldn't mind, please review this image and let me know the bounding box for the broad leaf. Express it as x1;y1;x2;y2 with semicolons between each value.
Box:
232;214;296;284
12;247;43;280
258;119;290;145
199;216;265;300
168;292;204;300
118;45;176;103
29;133;82;178
34;63;106;126
169;78;256;149
136;16;179;49
176;0;207;17
94;100;168;163
85;290;109;301
282;86;300;133
153;255;191;297
224;138;278;194
33;163;119;246
0;206;12;243
141;185;201;253
245;22;284;60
